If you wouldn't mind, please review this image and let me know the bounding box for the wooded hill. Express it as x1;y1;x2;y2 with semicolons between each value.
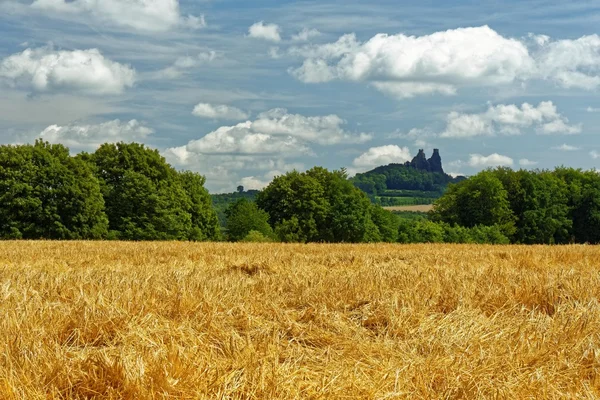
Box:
350;149;465;206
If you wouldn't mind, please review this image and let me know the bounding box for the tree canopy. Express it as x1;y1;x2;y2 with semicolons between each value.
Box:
0;140;108;239
431;167;600;244
0;141;219;241
256;167;397;243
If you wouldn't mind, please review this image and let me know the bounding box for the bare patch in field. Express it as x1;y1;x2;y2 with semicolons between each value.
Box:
384;204;434;212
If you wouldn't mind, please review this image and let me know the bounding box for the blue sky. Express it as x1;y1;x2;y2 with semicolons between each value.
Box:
1;0;599;192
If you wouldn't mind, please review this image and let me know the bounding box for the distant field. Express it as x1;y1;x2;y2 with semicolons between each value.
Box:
1;242;600;398
384;204;434;212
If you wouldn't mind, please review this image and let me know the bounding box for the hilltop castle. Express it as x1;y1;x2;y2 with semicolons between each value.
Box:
403;149;444;174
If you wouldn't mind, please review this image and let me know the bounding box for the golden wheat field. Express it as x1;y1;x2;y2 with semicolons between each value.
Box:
1;242;600;399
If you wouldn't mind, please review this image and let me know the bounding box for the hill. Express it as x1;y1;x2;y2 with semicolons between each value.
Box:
351;149;465;207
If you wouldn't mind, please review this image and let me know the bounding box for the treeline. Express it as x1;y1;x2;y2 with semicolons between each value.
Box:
0;141;220;240
2;141;599;244
429;168;600;244
224;167;600;244
224;168;399;243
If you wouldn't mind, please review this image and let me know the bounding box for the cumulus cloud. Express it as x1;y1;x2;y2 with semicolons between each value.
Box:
291;28;321;42
248;22;282;42
165;108;370;164
192;103;249;121
553;144;580;151
587;107;600;112
353;145;412;169
30;0;205;32
440;101;581;138
0;47;135;95
289;26;600;97
250;108;372;145
534;34;600;90
39;119;153;151
239;164;302;190
239;176;271;191
590;150;600;159
157;51;216;79
289;26;533;97
468;153;514;168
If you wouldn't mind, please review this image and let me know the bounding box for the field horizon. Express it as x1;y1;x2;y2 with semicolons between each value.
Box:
1;241;599;398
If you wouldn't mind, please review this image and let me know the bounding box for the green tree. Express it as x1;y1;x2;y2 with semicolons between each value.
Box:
431;170;515;236
86;142;218;240
554;167;600;243
179;171;220;241
257;167;384;242
225;199;273;242
0;141;108;239
491;168;571;244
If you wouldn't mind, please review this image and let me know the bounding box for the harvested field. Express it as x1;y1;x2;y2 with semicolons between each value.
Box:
1;242;600;398
383;204;434;212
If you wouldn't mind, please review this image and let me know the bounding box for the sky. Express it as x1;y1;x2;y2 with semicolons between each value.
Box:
0;0;599;192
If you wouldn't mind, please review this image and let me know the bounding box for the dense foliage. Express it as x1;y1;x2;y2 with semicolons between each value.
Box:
0;141;219;241
211;189;259;228
0;141;108;239
431;167;600;244
352;164;464;194
256;167;398;243
225;198;274;242
2;141;599;244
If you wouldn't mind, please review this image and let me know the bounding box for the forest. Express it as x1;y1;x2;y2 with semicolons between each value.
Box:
1;141;599;244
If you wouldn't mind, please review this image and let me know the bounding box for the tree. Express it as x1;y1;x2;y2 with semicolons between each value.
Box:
179;171;220;241
86;142;218;241
431;170;515;236
256;167;385;243
237;185;244;193
225;199;273;242
0;141;108;239
554;167;600;243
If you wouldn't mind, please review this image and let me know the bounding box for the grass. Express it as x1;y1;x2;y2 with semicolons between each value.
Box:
1;242;600;398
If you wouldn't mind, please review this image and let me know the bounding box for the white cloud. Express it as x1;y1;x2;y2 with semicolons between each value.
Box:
353;145;412;169
165;108;370;162
440;101;580;138
468;153;514;168
248;22;282;42
251;108;372;145
289;26;600;97
587;107;600;112
590;151;600;159
534;34;600;90
290;26;533;97
0;47;135;95
192;103;249;120
157;51;216;79
441;112;492;138
239;176;271;191
538;119;582;135
239;165;301;191
291;28;321;42
39;119;153;151
171;123;310;156
30;0;205;32
519;158;538;167
553;144;580;151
